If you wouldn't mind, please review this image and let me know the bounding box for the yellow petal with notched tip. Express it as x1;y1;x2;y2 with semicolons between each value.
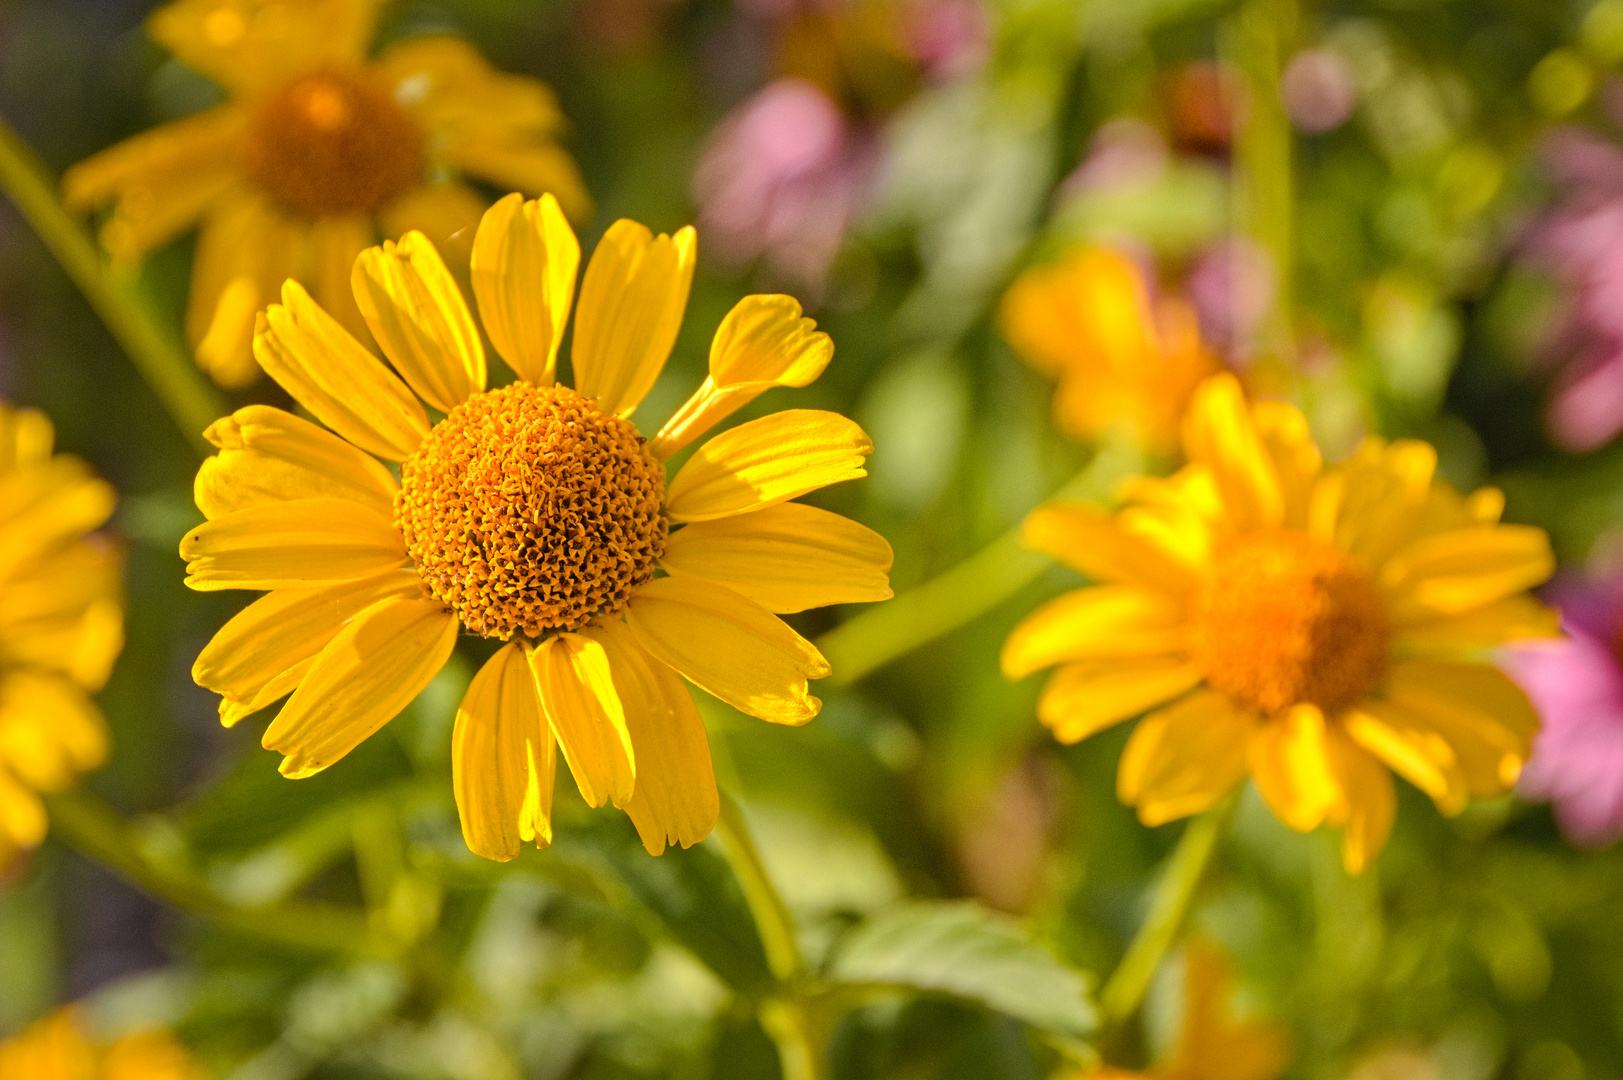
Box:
1181;374;1284;532
1037;658;1204;745
1118;690;1254;826
1020;500;1196;594
529;633;635;809
1342;703;1467;815
650;294;833;458
1001;585;1185;679
1381;524;1554;619
1251;399;1321;530
660;502;892;613
471;193;579;386
453;641;555;861
180;498;407;591
193;570;424;724
196;405;399;520
353;231;485;413
625;576;829;725
587;619;719;855
1324;730;1395;875
254;281;429;461
571;219;696;417
1246;704;1343;833
666;410;872;523
0;461;115;586
0;671;108;790
264;596;457;778
1378;660;1536;797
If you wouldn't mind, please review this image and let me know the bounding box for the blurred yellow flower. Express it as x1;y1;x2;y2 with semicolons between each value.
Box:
1093;942;1289;1080
999;246;1218;454
0;405;121;866
64;0;591;388
1003;373;1557;872
0;1006;204;1080
180;194;891;861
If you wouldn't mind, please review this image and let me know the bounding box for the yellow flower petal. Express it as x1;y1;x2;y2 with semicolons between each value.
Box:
1342;704;1466;815
0;671;108;791
180;498;407;591
571;219;696;417
1378;660;1536;797
380;182;487;267
1324;730;1395;875
659;502;892;613
0;405;53;471
587;619;719;855
310;213;374;348
529;632;635;809
254;281;429;461
195;405;399;520
1246;704;1342;833
353;231;486;412
0;767;46;848
1381;525;1555;619
665;410;872;523
1020;500;1196;593
1181;374;1284;531
193;570;424;725
1000;585;1185;680
1037;659;1204;745
1251;400;1321;530
189;194;305;388
148;0;385;93
470;193;579;386
1395;594;1561;654
650;294;833;458
0;540;123;690
453;642;555;861
1118;689;1254;826
0;459;115;584
263;596;457;778
625;576;829;724
1309;437;1437;568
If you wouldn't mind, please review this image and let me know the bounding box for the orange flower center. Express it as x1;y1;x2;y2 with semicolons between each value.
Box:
395;383;668;640
1189;531;1389;715
241;68;425;218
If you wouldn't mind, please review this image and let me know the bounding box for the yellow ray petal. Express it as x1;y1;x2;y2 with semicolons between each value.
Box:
0;405;53;470
587;619;719;855
0;459;115;584
1246;704;1342;833
1181;374;1284;531
263;596;457;778
1310;437;1437;569
529;633;635;809
193;570;424;724
650;294;833;458
189;192;306;388
1019;500;1196;593
659;502;892;613
1381;524;1555;619
380;182;487;267
1342;704;1467;815
0;767;46;849
0;540;123;689
148;0;386;93
1000;585;1185;679
665;410;872;523
625;576;829;724
453;642;555;861
470;193;579;386
254;281;429;461
310;213;374;350
1118;689;1254;826
1378;660;1537;796
180;498;407;591
1324;729;1395;874
0;671;108;791
353;231;486;412
451;142;592;221
1251;400;1321;530
195;405;399;520
1395;594;1560;653
1038;658;1204;745
571;219;696;417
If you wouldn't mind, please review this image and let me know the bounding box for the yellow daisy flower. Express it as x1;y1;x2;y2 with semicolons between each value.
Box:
0;405;122;866
1003;374;1557;873
0;1006;205;1080
181;193;892;861
63;0;591;388
1093;942;1289;1080
998;245;1218;455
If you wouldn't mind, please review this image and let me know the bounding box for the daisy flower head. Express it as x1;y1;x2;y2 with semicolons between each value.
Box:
1002;374;1557;873
64;0;590;388
0;1006;204;1080
998;245;1218;455
0;405;122;866
181;193;893;861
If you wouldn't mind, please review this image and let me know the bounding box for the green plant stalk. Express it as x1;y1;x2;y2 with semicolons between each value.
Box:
0;114;225;455
1098;791;1240;1026
46;789;386;957
816;436;1144;684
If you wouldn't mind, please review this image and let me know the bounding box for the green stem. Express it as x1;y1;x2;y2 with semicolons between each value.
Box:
816;436;1144;684
0;114;224;455
46;789;386;958
1098;791;1239;1026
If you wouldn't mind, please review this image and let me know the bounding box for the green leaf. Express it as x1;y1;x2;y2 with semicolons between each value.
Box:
828;901;1098;1039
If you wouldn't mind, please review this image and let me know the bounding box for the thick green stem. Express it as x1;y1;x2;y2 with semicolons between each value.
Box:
46;789;386;957
0;115;224;455
816;437;1144;684
1099;792;1239;1026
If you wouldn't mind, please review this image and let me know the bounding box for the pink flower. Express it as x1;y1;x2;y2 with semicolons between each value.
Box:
1505;573;1623;846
